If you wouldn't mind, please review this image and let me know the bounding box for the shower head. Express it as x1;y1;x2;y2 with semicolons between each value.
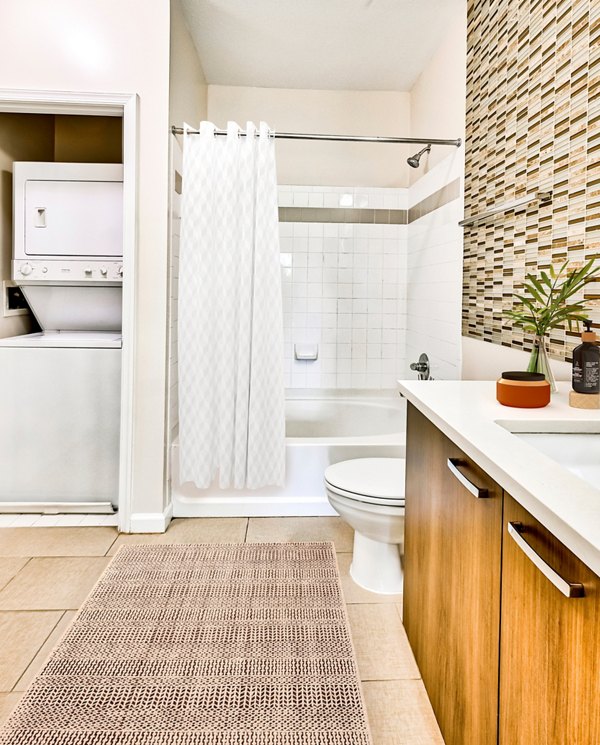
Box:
407;144;432;168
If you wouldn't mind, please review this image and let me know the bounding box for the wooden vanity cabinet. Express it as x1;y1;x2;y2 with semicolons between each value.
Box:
499;494;600;745
404;402;600;745
403;403;503;745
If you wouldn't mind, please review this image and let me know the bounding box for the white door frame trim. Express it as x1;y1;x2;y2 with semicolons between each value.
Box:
0;88;138;532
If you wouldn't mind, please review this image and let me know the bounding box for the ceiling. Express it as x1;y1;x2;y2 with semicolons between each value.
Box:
180;0;466;92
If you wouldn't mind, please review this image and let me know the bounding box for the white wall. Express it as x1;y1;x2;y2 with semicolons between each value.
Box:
409;13;467;184
462;337;572;381
402;10;467;380
166;141;182;459
208;86;411;187
405;152;464;380
169;0;208;127
166;0;208;492
1;0;171;520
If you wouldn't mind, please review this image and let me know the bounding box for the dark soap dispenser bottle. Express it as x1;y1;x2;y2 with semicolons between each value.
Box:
572;320;600;394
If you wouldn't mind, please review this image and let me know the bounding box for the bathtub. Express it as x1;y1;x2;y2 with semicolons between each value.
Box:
171;392;406;517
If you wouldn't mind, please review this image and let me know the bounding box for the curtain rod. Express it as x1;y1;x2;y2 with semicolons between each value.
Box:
170;125;461;147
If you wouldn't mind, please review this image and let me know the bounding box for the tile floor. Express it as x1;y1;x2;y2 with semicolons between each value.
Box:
0;516;444;744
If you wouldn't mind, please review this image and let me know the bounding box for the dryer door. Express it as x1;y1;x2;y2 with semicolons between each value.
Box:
24;179;123;259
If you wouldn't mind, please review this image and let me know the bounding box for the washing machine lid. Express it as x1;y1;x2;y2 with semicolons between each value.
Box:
0;331;122;348
325;458;405;501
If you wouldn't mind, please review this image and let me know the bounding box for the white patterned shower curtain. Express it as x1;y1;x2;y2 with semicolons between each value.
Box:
178;121;285;489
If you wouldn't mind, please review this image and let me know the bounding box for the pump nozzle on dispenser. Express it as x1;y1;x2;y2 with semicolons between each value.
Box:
571;319;599;401
581;319;597;343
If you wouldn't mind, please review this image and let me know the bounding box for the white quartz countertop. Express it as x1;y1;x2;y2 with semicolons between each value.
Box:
397;380;600;576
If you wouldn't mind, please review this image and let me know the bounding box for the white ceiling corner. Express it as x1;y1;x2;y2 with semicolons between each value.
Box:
180;0;466;92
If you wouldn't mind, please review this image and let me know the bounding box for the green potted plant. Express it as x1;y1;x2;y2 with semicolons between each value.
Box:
504;259;599;392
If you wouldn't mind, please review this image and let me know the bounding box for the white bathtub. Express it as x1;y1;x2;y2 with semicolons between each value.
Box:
171;392;406;517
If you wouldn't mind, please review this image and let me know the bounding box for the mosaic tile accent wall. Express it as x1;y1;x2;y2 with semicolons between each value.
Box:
463;0;600;361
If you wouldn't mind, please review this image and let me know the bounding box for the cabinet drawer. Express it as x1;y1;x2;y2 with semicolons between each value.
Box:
500;494;600;745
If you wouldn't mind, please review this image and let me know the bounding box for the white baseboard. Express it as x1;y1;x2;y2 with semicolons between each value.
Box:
173;495;337;518
128;503;173;533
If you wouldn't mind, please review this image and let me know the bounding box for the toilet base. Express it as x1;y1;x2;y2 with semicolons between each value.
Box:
349;531;403;595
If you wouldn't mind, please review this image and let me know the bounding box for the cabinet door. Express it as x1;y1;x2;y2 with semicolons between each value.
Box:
500;494;600;745
403;403;502;745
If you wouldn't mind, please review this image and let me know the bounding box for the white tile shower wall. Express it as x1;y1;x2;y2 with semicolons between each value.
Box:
405;152;464;381
279;186;408;389
278;185;408;211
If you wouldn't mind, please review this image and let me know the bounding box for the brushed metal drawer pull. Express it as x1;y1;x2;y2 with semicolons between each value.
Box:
447;458;489;498
508;522;585;598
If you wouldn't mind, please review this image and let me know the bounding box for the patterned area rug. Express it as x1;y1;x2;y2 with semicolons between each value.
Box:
0;542;372;745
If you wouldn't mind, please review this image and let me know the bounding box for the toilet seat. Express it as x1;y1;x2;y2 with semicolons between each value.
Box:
324;458;405;507
325;482;405;507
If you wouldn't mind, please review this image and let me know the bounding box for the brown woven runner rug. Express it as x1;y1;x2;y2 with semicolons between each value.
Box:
0;542;372;745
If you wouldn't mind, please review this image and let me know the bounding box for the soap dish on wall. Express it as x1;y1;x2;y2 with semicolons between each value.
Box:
294;343;318;361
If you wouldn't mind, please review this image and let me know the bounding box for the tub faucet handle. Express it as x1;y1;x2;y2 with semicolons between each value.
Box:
409;353;431;380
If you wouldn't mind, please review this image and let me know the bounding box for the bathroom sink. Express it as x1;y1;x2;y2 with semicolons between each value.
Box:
513;432;600;490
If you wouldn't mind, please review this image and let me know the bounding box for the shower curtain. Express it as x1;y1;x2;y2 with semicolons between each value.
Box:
178;121;285;489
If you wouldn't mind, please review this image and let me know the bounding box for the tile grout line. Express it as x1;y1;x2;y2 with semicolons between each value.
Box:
0;558;32;593
9;609;67;693
104;532;121;557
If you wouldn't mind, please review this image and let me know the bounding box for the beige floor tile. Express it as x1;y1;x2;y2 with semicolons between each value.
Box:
0;692;22;725
0;527;117;557
246;517;354;551
107;518;248;555
362;680;444;745
347;604;420;681
0;611;62;691
13;611;76;691
0;559;29;591
337;553;403;604
0;557;110;610
397;602;403;620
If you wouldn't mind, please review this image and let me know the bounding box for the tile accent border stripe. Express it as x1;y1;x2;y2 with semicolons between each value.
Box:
278;179;460;225
278;206;407;225
408;178;461;223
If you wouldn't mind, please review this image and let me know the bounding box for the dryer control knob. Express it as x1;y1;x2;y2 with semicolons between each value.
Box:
100;267;108;277
20;263;33;276
84;267;93;276
117;265;123;278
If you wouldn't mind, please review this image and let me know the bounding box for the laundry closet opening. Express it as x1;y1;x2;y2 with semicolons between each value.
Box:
0;111;124;521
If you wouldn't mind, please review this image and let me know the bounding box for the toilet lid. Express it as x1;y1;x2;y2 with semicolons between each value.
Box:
324;458;405;501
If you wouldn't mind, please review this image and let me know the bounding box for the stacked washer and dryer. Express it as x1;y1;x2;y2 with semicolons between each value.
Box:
0;162;123;514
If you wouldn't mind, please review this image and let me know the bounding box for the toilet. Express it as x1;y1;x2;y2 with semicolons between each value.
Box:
325;457;405;595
